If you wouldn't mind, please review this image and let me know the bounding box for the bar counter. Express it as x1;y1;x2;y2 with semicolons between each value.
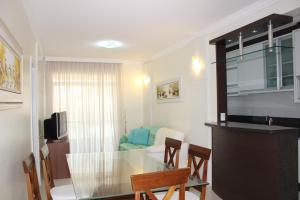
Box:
205;121;298;134
205;121;298;200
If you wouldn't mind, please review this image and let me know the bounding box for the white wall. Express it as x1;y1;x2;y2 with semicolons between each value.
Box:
0;0;36;198
143;38;210;147
143;0;300;184
37;44;46;137
121;61;144;133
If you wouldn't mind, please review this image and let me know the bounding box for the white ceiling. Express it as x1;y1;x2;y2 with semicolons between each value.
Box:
23;0;261;61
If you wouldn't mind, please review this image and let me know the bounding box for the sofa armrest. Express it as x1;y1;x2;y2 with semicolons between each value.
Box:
119;134;128;144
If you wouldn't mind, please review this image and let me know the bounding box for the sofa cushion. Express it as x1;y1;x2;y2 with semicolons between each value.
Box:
127;128;150;145
127;129;135;143
143;125;162;146
146;145;164;153
119;135;128;144
119;143;148;151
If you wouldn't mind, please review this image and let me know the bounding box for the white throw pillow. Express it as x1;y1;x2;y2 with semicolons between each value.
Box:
154;128;184;145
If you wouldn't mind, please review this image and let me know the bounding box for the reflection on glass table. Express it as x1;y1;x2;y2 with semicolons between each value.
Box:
67;150;208;199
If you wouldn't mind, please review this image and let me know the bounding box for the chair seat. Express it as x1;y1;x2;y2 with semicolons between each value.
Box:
50;184;76;200
155;191;198;200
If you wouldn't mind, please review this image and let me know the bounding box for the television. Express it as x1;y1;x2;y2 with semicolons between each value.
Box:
44;111;68;140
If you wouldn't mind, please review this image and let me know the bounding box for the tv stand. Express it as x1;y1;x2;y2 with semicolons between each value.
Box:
46;136;70;179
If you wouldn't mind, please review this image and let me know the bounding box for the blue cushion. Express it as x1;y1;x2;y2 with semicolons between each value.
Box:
127;129;136;143
143;125;162;146
127;128;150;145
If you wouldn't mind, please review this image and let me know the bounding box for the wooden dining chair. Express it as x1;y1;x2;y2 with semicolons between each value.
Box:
187;144;211;200
131;168;191;200
40;144;76;200
22;153;42;200
164;137;182;168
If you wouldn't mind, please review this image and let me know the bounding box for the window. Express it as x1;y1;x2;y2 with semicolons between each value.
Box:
46;62;121;153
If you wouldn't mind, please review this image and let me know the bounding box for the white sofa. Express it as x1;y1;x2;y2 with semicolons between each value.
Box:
145;127;188;168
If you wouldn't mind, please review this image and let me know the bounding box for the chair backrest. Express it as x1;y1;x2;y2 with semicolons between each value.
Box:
164;137;182;168
40;144;55;200
22;153;42;200
187;144;211;182
131;168;191;200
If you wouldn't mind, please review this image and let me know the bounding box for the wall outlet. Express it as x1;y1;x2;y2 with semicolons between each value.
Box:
220;113;226;122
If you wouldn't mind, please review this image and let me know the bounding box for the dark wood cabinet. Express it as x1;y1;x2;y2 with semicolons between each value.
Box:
206;122;298;200
47;136;70;179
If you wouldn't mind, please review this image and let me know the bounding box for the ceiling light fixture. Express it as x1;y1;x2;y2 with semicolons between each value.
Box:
252;30;258;33
239;32;243;60
96;40;123;48
268;20;273;52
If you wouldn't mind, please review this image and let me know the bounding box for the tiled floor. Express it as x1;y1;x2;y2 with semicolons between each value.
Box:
190;187;222;200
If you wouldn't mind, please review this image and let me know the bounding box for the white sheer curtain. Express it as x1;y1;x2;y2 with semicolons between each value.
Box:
45;61;122;153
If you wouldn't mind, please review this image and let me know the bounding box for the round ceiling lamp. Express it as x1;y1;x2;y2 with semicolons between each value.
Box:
96;40;123;48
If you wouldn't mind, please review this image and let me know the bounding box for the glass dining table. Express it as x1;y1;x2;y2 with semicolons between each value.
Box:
66;149;208;199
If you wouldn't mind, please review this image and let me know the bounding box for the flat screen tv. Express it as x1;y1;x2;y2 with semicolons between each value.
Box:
44;111;68;140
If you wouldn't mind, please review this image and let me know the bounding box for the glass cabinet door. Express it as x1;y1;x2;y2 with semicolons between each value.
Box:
225;34;294;96
264;43;277;89
280;37;294;88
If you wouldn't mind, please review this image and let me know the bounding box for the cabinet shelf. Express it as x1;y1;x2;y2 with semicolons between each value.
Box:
211;45;293;65
282;75;293;78
226;66;238;70
227;82;238;86
282;60;293;65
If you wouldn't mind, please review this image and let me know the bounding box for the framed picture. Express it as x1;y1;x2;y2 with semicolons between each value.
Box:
156;78;182;103
0;19;23;109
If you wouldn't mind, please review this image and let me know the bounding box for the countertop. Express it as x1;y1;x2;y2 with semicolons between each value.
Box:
205;121;299;134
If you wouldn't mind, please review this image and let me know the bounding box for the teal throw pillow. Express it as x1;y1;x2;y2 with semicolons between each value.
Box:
133;128;150;145
127;129;136;144
128;128;150;145
143;125;162;146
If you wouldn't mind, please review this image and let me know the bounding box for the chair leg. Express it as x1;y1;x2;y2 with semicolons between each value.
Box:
135;192;141;200
142;193;147;200
200;185;207;200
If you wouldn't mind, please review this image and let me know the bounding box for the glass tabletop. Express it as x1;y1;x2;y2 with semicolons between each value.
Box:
67;150;208;199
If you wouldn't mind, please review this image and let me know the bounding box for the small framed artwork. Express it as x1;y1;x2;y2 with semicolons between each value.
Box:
0;19;23;109
156;77;182;103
